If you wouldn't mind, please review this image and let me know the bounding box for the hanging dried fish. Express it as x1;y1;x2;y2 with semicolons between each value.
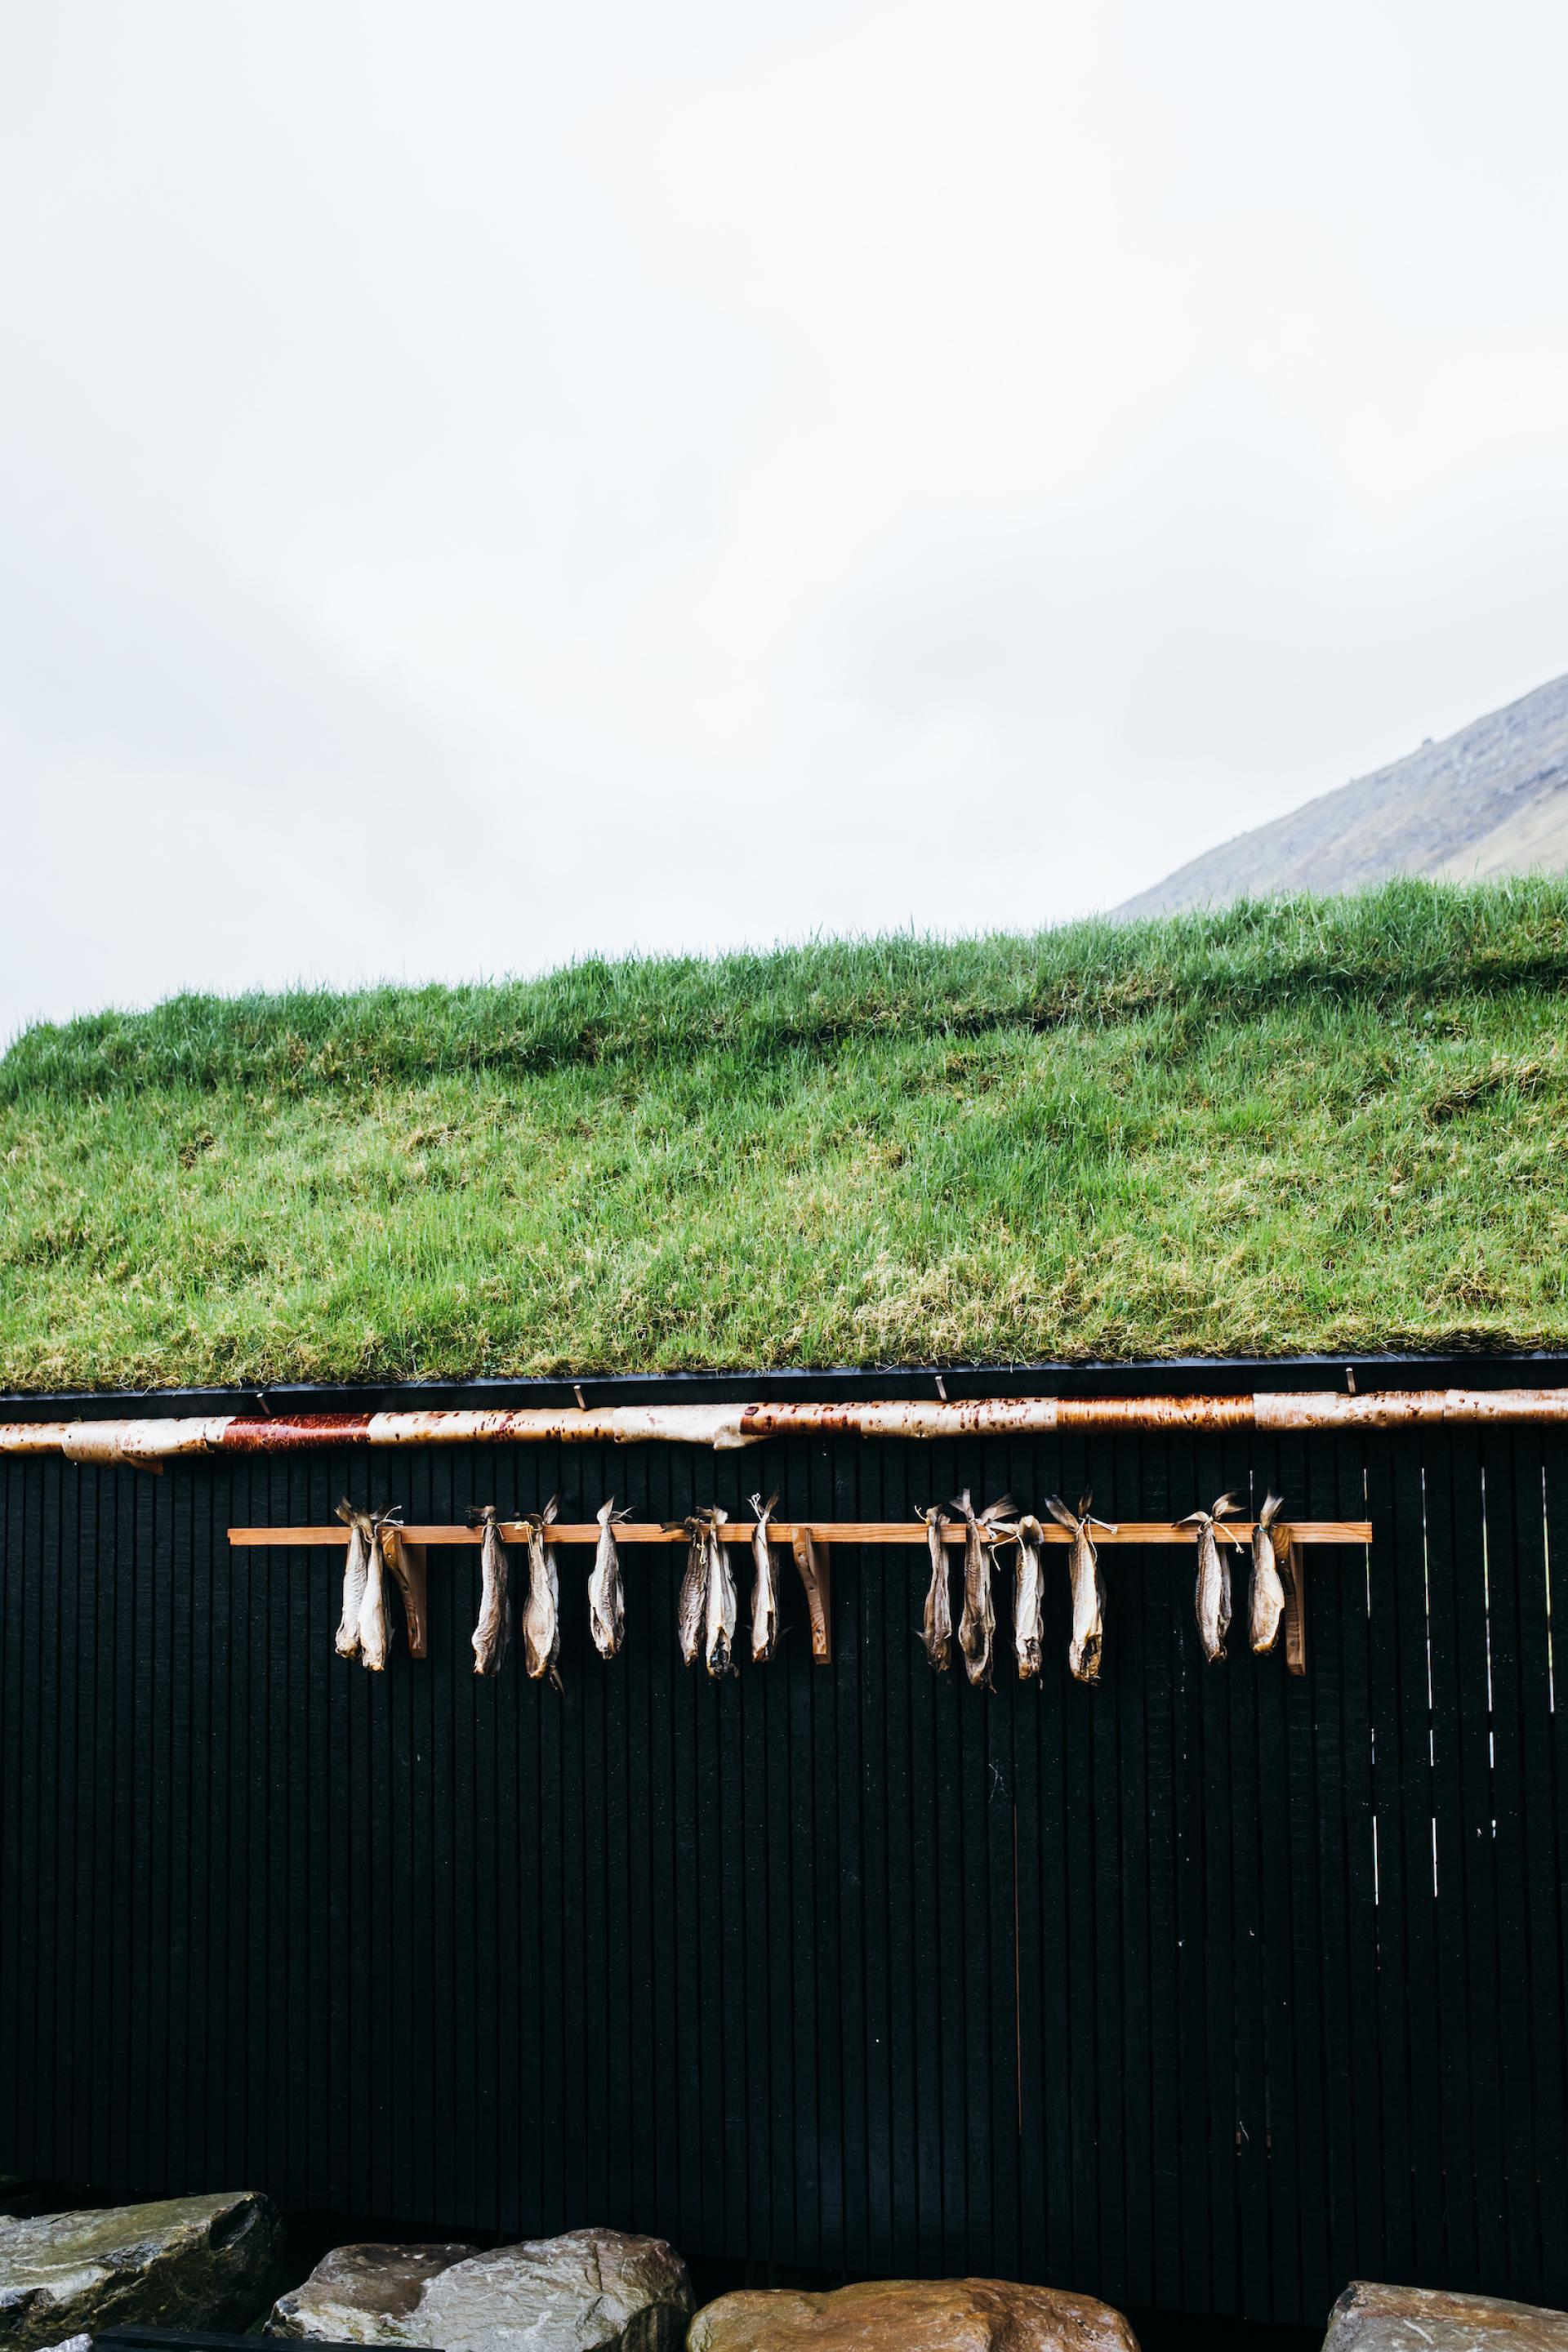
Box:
589;1498;632;1659
1045;1493;1118;1684
749;1492;781;1663
918;1505;953;1670
357;1506;397;1672
677;1511;710;1666
333;1500;373;1659
380;1517;428;1659
951;1490;1013;1689
469;1503;511;1676
704;1506;737;1677
1178;1492;1246;1663
521;1496;562;1686
1009;1513;1047;1680
1250;1493;1287;1655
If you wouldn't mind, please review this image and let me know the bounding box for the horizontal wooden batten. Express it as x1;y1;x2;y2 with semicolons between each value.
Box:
228;1518;1372;1549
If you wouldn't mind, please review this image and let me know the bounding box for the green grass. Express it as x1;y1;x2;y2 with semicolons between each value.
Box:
2;879;1566;1391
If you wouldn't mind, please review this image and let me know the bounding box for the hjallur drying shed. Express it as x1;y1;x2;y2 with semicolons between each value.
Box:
2;884;1566;2326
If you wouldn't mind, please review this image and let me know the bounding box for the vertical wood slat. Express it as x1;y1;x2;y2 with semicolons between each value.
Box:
0;1426;1561;2328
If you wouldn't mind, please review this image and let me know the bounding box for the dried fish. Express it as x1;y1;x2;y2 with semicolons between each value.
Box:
381;1520;428;1659
521;1496;562;1686
1250;1493;1287;1655
333;1500;372;1659
357;1507;395;1672
589;1498;632;1660
951;1490;1013;1690
677;1512;710;1665
749;1491;781;1663
469;1503;510;1676
704;1506;737;1677
1179;1491;1246;1663
1009;1513;1046;1680
1045;1493;1117;1684
918;1505;952;1670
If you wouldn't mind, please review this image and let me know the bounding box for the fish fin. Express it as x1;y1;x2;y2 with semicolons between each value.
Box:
1212;1492;1242;1519
1044;1494;1080;1533
1175;1509;1207;1530
1259;1492;1283;1528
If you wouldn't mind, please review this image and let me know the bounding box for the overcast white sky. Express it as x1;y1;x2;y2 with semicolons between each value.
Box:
4;1;1568;1040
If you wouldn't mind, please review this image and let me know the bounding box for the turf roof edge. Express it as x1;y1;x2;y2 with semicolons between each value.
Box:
4;1348;1568;1421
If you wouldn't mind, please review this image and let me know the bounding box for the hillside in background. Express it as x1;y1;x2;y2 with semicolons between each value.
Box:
2;880;1566;1388
1119;672;1568;917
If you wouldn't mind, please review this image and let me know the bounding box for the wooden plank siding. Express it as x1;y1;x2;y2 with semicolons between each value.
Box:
0;1428;1562;2326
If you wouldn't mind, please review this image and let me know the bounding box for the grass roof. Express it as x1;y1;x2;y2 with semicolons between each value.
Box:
2;879;1566;1392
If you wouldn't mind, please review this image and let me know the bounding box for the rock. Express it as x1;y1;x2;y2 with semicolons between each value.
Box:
688;2280;1139;2352
268;2244;476;2342
413;2229;693;2352
0;2191;284;2352
1325;2283;1568;2352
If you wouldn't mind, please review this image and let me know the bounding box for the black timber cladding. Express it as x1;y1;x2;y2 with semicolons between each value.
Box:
2;1416;1566;2324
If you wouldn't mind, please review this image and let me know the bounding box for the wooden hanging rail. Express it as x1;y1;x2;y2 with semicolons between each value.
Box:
227;1519;1370;1548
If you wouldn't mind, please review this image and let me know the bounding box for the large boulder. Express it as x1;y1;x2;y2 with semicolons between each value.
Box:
268;2243;475;2341
1325;2284;1568;2352
0;2191;284;2352
413;2230;693;2352
688;2282;1139;2352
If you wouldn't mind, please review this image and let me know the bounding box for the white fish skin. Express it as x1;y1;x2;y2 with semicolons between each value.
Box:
678;1517;709;1665
522;1497;562;1686
334;1504;371;1658
920;1506;952;1671
749;1491;780;1663
1250;1493;1286;1654
357;1513;392;1671
1011;1515;1045;1680
1183;1492;1245;1663
704;1508;737;1677
589;1499;631;1659
471;1506;510;1676
1046;1493;1118;1684
953;1490;1013;1689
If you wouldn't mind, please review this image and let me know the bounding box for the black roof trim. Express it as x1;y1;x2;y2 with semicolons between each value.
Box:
4;1350;1568;1421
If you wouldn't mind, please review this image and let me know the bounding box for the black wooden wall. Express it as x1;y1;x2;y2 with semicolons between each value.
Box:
2;1424;1566;2328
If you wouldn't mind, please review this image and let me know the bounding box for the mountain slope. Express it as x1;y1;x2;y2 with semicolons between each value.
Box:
1118;671;1568;917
